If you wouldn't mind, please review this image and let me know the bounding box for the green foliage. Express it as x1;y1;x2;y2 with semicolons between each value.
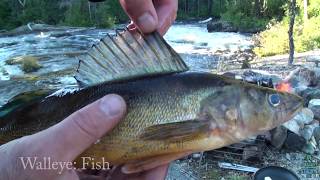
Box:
254;21;289;57
219;0;286;31
221;9;269;30
63;0;92;27
63;0;126;28
308;0;320;17
0;0;127;30
0;0;13;29
254;0;320;57
296;16;320;51
226;175;248;180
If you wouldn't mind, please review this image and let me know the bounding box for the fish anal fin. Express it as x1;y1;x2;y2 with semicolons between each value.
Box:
122;151;192;174
139;120;213;141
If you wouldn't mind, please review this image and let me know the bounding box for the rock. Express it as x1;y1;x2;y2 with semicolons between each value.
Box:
284;131;307;151
270;126;288;149
284;108;315;138
299;87;320;105
293;108;314;126
283;119;301;135
20;56;42;73
242;146;262;161
314;127;320;144
207;21;223;32
310;136;318;148
192;153;202;159
285;67;318;88
207;21;237;33
308;99;320;120
50;32;72;38
302;142;315;154
300;125;315;141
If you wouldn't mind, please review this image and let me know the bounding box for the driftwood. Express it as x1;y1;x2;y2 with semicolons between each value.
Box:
0;23;95;37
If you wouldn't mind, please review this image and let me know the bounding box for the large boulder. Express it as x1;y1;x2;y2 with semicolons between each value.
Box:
270;126;288;149
283;108;314;134
308;99;320;120
284;131;307;151
207;21;237;33
299;87;320;106
314;126;320;144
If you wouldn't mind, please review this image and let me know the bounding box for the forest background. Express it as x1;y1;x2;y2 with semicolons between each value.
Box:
0;0;319;57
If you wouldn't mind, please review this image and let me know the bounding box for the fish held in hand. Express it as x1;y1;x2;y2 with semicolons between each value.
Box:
0;29;303;173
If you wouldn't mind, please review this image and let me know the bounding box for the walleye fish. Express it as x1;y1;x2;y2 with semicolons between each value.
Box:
0;29;302;173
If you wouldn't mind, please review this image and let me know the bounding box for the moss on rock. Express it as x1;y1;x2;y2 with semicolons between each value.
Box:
20;56;42;73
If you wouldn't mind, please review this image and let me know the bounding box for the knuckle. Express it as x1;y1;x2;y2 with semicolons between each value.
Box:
71;109;100;141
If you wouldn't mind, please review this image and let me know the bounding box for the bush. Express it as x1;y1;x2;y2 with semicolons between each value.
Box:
254;21;290;57
254;0;320;57
296;17;320;51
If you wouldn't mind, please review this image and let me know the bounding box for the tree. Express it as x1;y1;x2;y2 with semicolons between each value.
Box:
207;0;213;16
288;0;296;65
304;0;308;21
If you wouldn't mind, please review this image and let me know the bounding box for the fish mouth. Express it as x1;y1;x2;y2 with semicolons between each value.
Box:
284;94;304;121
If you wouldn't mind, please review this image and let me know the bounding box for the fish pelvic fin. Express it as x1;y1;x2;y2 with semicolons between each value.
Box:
75;29;189;87
139;120;212;141
122;151;192;174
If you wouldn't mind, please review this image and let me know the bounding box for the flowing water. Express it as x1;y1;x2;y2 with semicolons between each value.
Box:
0;23;253;106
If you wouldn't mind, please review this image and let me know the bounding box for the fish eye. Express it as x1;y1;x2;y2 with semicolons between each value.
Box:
268;94;281;107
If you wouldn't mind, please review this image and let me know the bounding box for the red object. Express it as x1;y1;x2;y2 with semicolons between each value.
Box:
275;82;292;93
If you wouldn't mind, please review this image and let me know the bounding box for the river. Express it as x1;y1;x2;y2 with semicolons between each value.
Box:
0;23;253;109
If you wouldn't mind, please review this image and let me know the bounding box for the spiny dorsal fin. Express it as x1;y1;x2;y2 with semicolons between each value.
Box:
75;29;189;86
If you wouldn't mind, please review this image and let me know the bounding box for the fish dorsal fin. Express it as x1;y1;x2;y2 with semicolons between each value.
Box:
75;29;189;86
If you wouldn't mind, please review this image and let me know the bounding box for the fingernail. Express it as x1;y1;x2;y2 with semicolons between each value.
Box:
99;95;125;117
137;12;157;33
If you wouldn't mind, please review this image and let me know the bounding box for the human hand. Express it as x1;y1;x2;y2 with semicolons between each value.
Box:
120;0;178;35
0;94;168;180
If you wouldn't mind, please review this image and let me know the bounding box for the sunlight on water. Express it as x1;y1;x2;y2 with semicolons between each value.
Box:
165;24;253;54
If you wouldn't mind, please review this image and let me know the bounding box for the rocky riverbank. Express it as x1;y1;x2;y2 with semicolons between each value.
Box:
207;19;264;34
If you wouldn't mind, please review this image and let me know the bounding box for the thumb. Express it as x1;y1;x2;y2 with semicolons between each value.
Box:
120;0;158;33
24;94;126;162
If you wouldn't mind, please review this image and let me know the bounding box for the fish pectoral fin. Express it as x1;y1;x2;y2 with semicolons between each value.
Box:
139;120;212;141
75;29;189;87
122;151;192;174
